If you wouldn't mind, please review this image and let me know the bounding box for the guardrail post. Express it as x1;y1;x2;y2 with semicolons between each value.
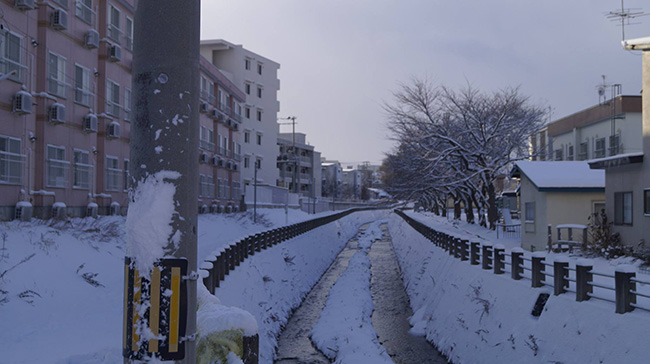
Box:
254;234;262;252
242;238;250;259
493;244;505;274
229;246;236;270
234;242;241;267
217;253;225;282
482;243;493;270
615;265;636;314
575;259;593;302
511;248;523;280
547;224;552;252
470;242;480;265
553;257;569;295
449;236;456;256
531;253;545;288
460;239;469;261
242;334;259;364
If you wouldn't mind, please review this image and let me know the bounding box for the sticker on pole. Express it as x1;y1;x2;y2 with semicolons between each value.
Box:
123;257;188;361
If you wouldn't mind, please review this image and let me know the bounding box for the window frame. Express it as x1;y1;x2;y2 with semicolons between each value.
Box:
524;202;535;223
1;29;25;83
75;0;95;25
614;191;633;226
108;4;122;43
48;51;69;98
0;135;24;185
72;149;92;190
74;63;94;107
106;78;121;117
46;144;69;188
105;155;121;192
125;16;134;51
644;189;650;217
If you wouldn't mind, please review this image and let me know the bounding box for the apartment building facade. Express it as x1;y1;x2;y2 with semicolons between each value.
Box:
277;132;321;198
199;39;280;190
0;1;246;220
321;160;342;198
530;96;642;161
1;0;135;219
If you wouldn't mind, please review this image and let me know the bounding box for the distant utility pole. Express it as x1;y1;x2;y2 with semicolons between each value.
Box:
126;1;200;363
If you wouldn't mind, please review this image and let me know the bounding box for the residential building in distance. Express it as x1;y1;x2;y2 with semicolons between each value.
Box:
1;0;135;219
321;159;342;198
198;56;245;212
199;39;281;190
589;37;650;248
511;161;605;252
341;166;361;199
277;132;321;198
530;95;642;161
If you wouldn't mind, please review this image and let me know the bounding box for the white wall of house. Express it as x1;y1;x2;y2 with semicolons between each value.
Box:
200;40;280;188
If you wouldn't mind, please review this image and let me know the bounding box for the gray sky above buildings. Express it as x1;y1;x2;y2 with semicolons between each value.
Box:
201;0;648;166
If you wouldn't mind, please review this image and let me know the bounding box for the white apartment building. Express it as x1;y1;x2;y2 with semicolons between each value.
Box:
199;40;280;189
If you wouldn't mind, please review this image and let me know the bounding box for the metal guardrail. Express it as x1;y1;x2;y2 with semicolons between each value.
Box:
394;210;649;315
202;204;393;363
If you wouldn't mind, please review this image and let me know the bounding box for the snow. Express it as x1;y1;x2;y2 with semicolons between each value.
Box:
389;212;650;364
587;152;644;164
0;208;336;364
310;220;393;364
125;170;180;273
556;224;587;229
512;161;605;189
213;210;388;363
196;284;257;337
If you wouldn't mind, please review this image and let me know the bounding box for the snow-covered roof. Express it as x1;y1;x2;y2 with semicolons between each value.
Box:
623;36;650;50
511;161;605;190
588;152;644;169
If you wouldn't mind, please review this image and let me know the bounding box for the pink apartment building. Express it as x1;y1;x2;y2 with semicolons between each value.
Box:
0;0;243;220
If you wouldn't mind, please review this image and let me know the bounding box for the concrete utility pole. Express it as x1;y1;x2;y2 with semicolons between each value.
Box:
128;1;200;363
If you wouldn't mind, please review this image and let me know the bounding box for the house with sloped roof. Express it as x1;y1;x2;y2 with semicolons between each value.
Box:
511;161;605;251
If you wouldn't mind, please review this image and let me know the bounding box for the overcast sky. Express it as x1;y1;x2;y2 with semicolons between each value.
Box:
201;0;648;166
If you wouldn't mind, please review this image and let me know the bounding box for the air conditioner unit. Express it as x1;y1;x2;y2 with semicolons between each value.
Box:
199;152;208;163
13;91;33;115
49;103;66;124
51;9;68;30
226;161;233;170
110;202;120;216
225;205;232;213
200;103;210;113
227;119;233;127
233;123;239;131
84;29;100;49
51;202;67;220
199;204;208;214
209;108;219;120
15;202;32;221
212;156;220;166
217;113;226;123
15;0;36;11
108;45;122;62
86;203;98;218
210;204;218;213
83;113;98;133
233;164;238;171
232;205;239;213
107;121;120;139
218;159;224;168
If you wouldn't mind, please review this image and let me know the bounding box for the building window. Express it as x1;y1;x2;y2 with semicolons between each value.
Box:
244;132;250;143
75;0;94;25
233;181;241;199
245;83;251;95
256;109;262;122
108;5;121;43
255;158;261;169
244;156;249;168
217;178;226;198
106;79;121;117
614;191;633;225
72;150;92;189
567;145;574;161
200;126;214;150
244;58;251;70
257;62;263;75
609;134;621;156
525;202;535;222
256;134;262;145
46;145;68;188
74;64;94;107
52;0;69;9
48;52;68;98
200;175;215;198
644;189;650;216
105;156;121;191
123;159;129;190
200;76;215;104
125;16;134;51
124;88;132;121
244;107;250;119
0;30;24;83
578;142;588;161
257;86;262;98
0;136;23;185
554;149;563;161
595;137;606;158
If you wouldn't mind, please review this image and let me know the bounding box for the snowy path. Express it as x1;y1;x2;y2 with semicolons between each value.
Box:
275;220;447;364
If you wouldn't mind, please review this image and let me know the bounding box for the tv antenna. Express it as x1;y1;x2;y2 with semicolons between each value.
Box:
596;75;622;105
606;0;649;41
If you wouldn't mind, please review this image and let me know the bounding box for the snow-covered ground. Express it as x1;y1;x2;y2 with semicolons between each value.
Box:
212;210;389;363
0;208;341;364
389;211;650;364
310;220;393;364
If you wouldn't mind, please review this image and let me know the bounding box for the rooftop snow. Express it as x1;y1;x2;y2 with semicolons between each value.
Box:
512;161;605;189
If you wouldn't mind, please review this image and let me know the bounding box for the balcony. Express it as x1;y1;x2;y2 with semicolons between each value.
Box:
200;140;215;151
200;90;215;105
232;113;242;123
0;151;25;185
219;102;232;115
233;153;241;162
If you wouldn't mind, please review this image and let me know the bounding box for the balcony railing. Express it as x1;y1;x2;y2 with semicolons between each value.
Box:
217;147;228;156
74;88;94;107
233;153;241;162
594;148;606;159
200;140;215;151
220;102;232;115
108;25;122;43
0;57;28;84
0;151;25;185
201;91;215;105
46;159;70;188
232;113;242;123
75;0;95;25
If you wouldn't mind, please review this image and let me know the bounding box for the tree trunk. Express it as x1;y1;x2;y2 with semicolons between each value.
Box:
433;199;440;216
454;195;462;220
464;194;474;224
440;197;447;217
486;177;498;230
